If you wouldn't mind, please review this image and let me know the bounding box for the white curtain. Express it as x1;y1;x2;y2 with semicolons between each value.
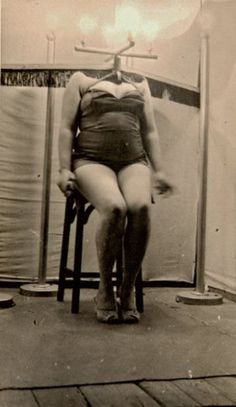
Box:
0;85;199;282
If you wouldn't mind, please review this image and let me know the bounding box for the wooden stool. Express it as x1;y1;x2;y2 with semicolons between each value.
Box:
57;192;144;314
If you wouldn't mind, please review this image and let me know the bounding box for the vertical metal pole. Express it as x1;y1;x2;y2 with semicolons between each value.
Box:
176;33;222;304
46;32;56;64
38;33;57;285
20;33;57;296
196;34;209;293
38;71;54;284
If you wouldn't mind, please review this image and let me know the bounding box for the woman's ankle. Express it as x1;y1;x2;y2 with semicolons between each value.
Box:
120;285;136;310
96;287;116;309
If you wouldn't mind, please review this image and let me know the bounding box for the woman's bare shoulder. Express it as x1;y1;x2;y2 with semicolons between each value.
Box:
71;71;88;79
68;71;88;85
135;77;150;95
68;71;96;93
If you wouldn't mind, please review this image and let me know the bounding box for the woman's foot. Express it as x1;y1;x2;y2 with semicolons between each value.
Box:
120;308;140;323
119;288;140;324
94;292;119;324
96;307;119;324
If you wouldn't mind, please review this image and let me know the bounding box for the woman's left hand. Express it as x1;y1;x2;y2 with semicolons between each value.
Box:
152;171;174;197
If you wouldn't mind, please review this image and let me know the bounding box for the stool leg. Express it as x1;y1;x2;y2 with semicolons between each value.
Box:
57;197;73;302
71;202;85;314
135;268;144;313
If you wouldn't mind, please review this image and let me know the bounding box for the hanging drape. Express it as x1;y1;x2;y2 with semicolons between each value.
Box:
0;71;199;282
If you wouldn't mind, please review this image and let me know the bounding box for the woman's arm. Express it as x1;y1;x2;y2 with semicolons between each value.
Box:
57;72;81;195
59;72;81;171
141;78;173;195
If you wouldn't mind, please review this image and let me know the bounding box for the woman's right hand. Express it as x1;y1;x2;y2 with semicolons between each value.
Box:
152;171;174;197
57;169;77;197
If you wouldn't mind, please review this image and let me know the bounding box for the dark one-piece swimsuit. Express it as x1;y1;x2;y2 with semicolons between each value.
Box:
72;82;148;173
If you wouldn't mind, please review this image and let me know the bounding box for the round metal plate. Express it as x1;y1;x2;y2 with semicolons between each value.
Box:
176;290;223;305
20;283;58;297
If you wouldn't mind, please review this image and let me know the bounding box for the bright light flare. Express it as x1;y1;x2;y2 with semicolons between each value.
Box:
102;0;201;46
151;0;201;39
142;21;160;41
115;4;141;37
102;4;142;46
78;15;97;35
102;24;128;46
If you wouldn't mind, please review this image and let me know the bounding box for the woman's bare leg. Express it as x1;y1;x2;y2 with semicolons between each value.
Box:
74;164;127;311
118;163;152;310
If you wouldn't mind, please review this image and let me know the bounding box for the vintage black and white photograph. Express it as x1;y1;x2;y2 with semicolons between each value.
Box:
0;0;236;405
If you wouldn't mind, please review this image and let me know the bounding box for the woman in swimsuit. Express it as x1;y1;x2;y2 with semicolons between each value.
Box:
57;71;173;323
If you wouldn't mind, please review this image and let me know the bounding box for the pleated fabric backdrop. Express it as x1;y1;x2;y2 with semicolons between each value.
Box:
0;85;199;282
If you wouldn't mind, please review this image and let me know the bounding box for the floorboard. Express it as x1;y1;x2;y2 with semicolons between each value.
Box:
206;377;236;404
140;380;201;407
174;379;235;406
33;387;88;406
0;390;37;407
80;383;161;407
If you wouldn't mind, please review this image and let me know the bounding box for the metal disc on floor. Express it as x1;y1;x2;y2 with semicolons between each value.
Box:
176;290;223;305
0;293;15;308
20;283;58;297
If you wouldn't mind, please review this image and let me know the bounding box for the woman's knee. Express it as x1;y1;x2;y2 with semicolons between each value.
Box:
127;201;151;219
101;200;127;221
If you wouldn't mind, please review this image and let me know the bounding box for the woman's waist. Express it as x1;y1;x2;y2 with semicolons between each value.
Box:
77;129;141;137
73;129;145;161
75;129;142;145
79;111;141;132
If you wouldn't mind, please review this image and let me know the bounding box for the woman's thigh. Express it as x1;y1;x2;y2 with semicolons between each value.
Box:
117;163;152;210
74;163;126;213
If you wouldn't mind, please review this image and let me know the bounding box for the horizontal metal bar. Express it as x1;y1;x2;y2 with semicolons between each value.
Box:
74;46;157;60
118;52;157;59
74;46;115;56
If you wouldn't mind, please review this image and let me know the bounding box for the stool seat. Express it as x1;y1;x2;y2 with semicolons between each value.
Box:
57;191;144;314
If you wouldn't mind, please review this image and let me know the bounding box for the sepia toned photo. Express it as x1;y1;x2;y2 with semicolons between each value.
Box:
0;0;236;405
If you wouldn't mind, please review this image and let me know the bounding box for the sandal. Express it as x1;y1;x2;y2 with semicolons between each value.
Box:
94;298;119;324
121;308;140;324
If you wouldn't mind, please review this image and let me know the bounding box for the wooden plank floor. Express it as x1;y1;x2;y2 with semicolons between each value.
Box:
0;377;236;406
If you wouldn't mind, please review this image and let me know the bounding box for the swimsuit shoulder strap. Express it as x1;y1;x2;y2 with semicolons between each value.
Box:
121;73;145;94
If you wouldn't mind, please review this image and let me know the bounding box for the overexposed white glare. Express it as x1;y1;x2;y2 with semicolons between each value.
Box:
102;4;142;46
78;15;98;35
151;0;200;39
115;4;141;37
102;25;124;44
142;21;160;41
102;0;201;44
